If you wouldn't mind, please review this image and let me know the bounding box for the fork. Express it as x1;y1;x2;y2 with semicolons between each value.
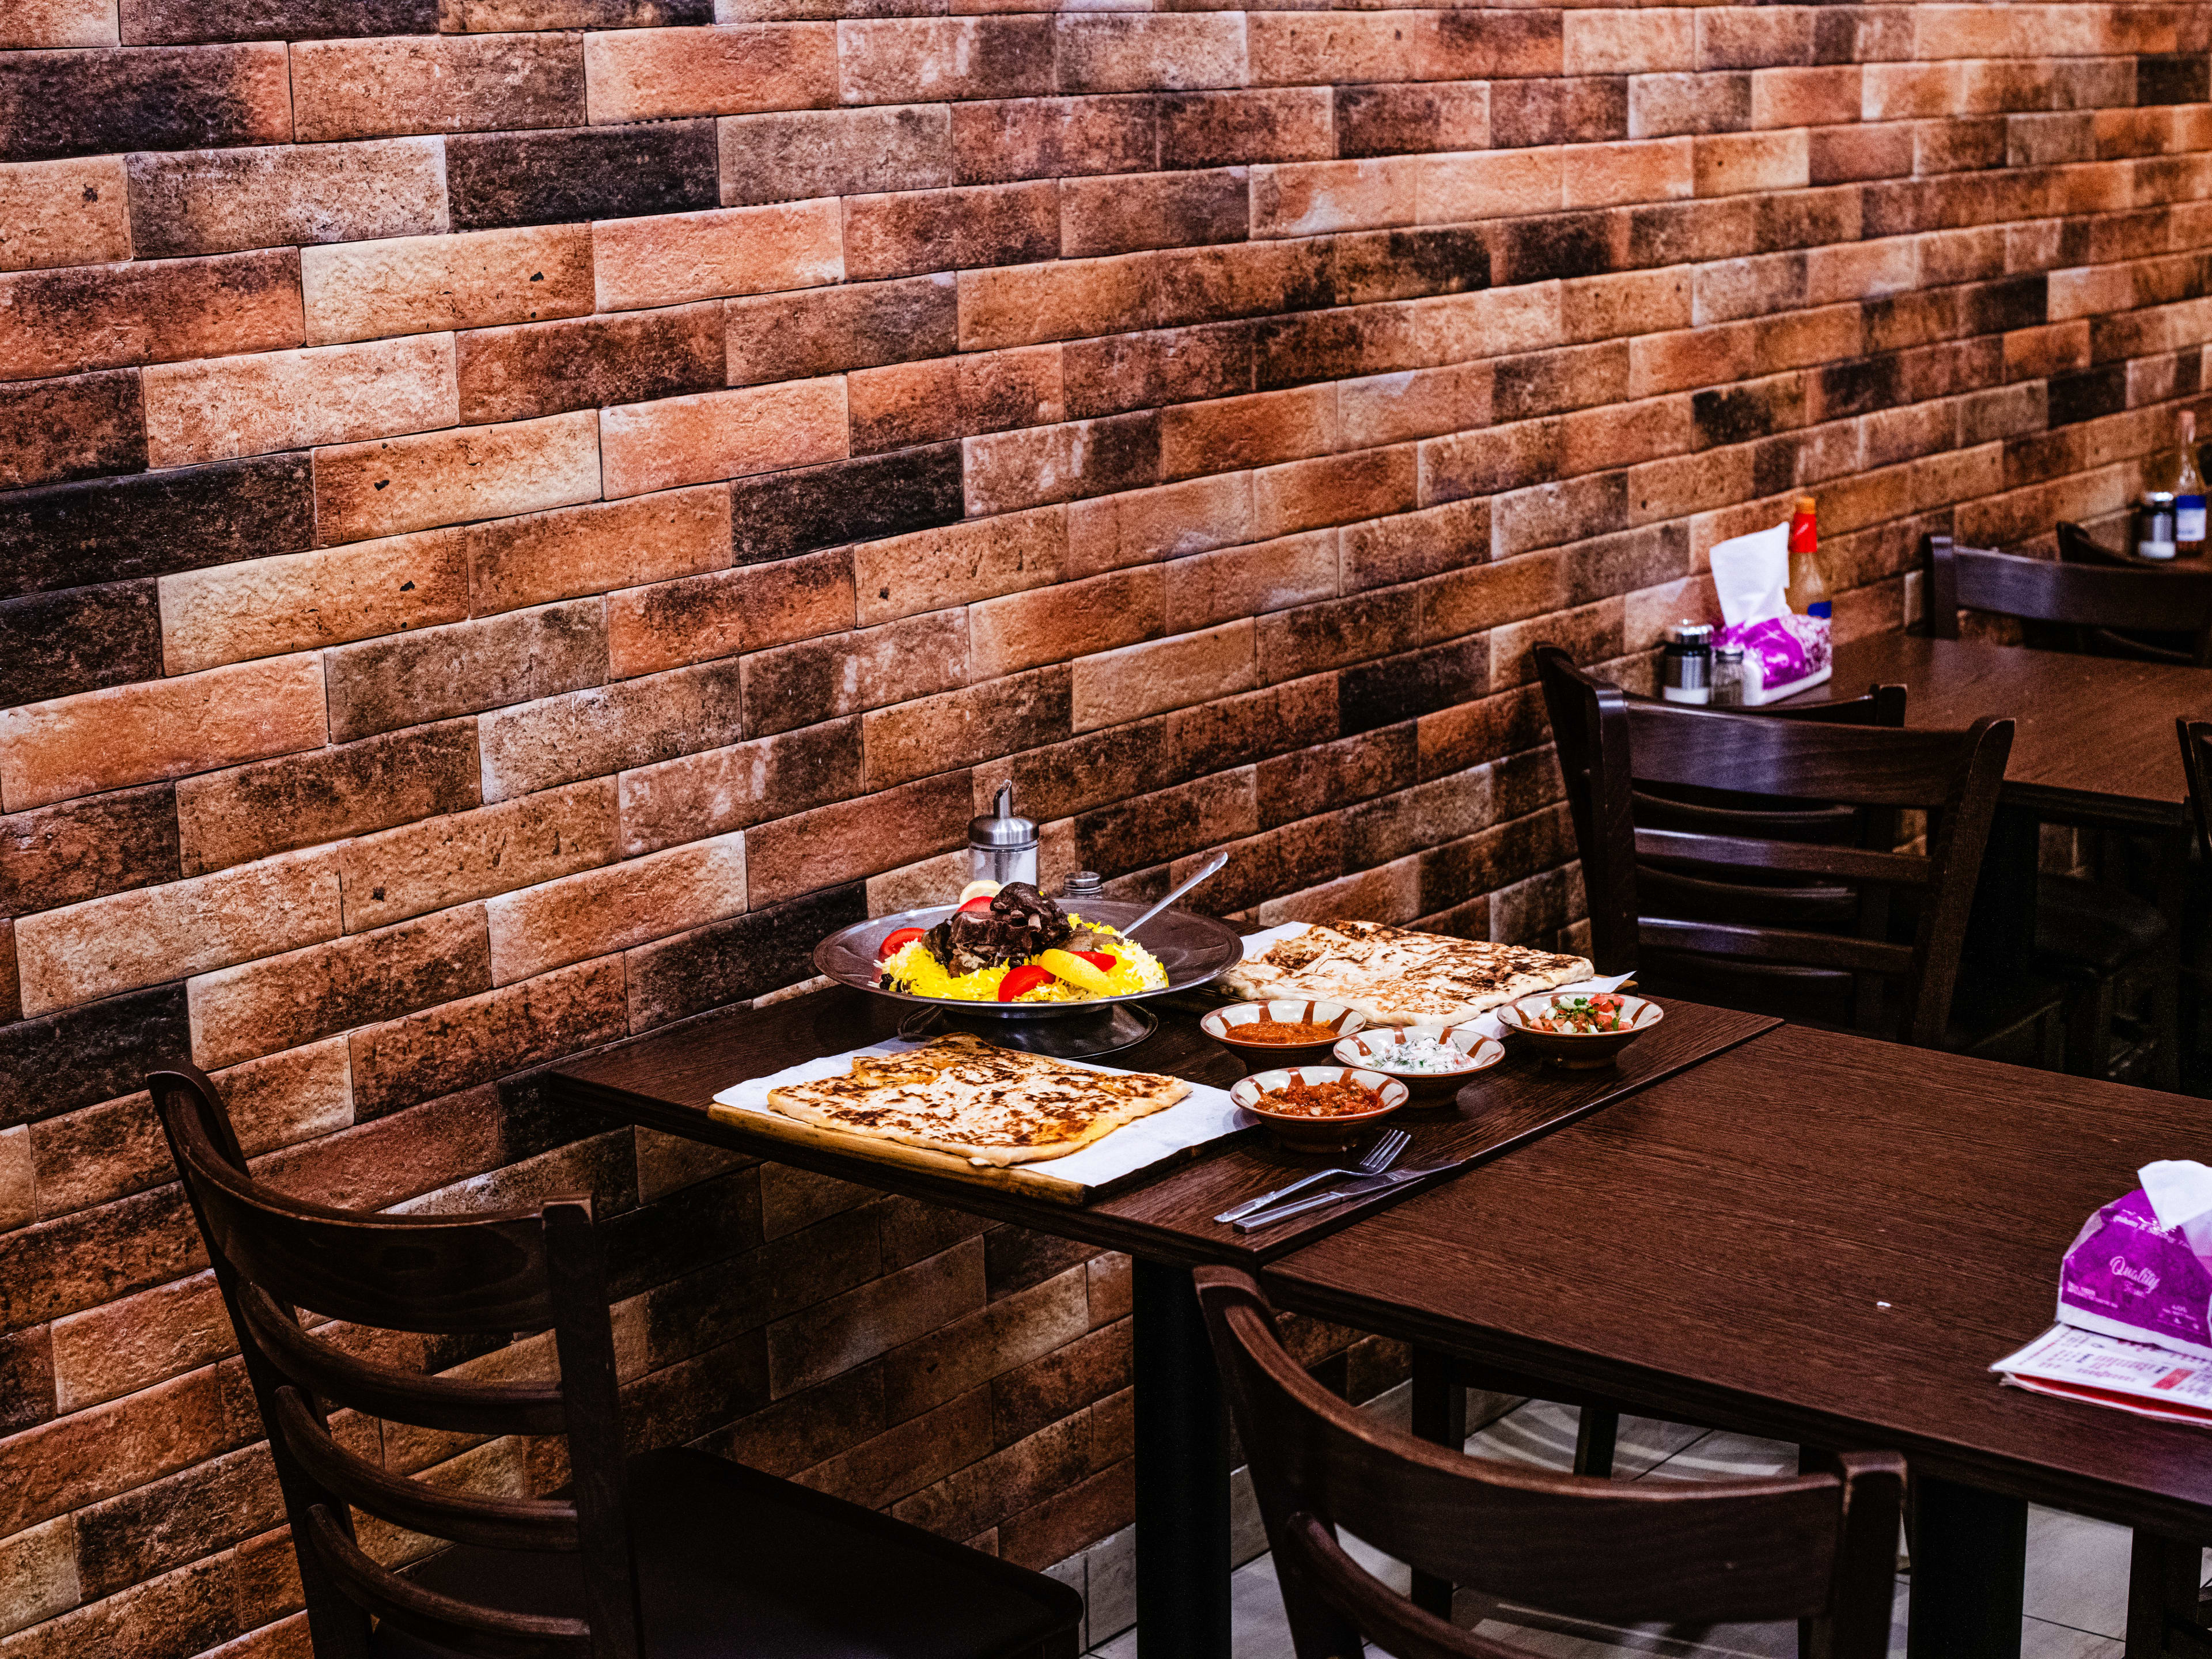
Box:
1214;1128;1411;1224
1232;1168;1427;1232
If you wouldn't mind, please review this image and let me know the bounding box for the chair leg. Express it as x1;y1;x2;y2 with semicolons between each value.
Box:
1573;1408;1617;1478
2153;953;2184;1093
2065;975;2118;1080
1408;1347;1463;1618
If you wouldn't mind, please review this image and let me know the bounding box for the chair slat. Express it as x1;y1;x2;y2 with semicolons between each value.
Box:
1930;533;2212;665
1634;827;1934;887
1639;917;1916;974
240;1285;568;1440
276;1387;580;1554
305;1505;591;1659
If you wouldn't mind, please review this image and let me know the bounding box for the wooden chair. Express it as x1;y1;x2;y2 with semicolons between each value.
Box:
1195;1268;1904;1659
1536;645;2033;1052
151;1062;1084;1659
1930;531;2212;668
1926;534;2187;1085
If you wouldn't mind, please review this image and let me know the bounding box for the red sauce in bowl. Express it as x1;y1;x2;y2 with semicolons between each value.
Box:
1256;1077;1387;1118
1233;1018;1341;1044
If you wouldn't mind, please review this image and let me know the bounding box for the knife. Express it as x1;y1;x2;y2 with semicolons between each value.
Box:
1229;1168;1429;1232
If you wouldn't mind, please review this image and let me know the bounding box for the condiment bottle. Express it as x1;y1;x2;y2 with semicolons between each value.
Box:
1709;643;1748;707
2175;410;2206;556
1783;497;1830;618
1060;871;1103;902
1661;622;1713;704
2139;492;2179;561
968;782;1039;889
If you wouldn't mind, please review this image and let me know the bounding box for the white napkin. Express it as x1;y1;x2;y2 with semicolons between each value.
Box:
713;1041;1251;1183
1709;521;1791;628
2142;1161;2212;1259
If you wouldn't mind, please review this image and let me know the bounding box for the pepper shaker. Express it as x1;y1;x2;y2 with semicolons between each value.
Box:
1661;622;1714;704
967;783;1039;889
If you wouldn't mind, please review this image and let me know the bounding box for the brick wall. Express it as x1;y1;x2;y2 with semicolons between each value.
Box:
2;0;2208;1651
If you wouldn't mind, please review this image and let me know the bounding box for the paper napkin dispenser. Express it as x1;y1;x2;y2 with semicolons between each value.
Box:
2058;1161;2212;1361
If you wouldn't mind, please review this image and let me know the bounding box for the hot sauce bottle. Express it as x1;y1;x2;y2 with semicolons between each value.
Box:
1784;496;1830;618
2173;410;2206;558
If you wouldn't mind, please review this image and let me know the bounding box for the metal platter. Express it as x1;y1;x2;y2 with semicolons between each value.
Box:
813;899;1245;1059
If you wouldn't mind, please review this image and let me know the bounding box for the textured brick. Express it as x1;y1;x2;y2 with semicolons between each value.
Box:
617;718;859;857
949;96;1154;188
971;567;1162;680
0;156;131;272
457;302;723;425
593;200;842;312
841;184;1057;283
477;659;745;800
0;370;143;495
846;347;1066;454
1071;620;1255;731
746;770;972;907
585;24;835;122
862;667;1071;791
729;274;957;385
126;138;449;261
627;882;865;1032
448;120;721;231
730;444;964;563
314;410;600;544
1062;168;1249;259
0;582;161;709
16;844;339;1016
4;0;116;48
0;785;178;918
302;225;594;346
742;611;966;737
609;548;851;680
120;0;436;43
289;32;584;143
486;831;745;983
469;486;729;618
0;653;325;813
0;249;303;382
324;600;605;743
175;719;480;876
721;105;952;207
339;778;618;933
143;333;456;470
601;378;848;498
0;44;289;163
854;506;1066;625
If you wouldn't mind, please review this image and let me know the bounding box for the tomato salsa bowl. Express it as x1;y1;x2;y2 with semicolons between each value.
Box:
1230;1066;1406;1152
1493;991;1662;1069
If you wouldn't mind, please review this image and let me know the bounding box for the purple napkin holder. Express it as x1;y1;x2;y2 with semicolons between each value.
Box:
1716;614;1831;704
2056;1188;2212;1360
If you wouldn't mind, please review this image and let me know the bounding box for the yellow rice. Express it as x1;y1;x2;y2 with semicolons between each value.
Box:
885;919;1168;1003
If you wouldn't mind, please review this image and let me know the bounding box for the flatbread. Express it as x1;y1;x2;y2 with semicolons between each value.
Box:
764;1033;1190;1168
1224;921;1593;1026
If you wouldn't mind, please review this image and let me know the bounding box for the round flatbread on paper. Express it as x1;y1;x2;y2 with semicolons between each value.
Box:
1225;920;1594;1026
765;1033;1190;1167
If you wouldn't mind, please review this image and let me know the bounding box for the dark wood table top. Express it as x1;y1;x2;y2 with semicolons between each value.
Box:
1267;1020;2212;1536
1784;632;2212;824
547;986;1777;1268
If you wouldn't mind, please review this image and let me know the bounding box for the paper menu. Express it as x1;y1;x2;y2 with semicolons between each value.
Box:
1992;1324;2212;1427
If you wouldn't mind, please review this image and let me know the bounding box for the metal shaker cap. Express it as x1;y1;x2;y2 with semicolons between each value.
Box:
1665;622;1714;647
968;782;1038;850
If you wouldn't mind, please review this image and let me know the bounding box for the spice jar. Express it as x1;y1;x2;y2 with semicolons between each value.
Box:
1661;623;1713;704
1709;643;1749;707
2139;492;2179;561
968;783;1039;889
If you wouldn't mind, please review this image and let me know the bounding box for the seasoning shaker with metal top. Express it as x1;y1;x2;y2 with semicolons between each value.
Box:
1709;642;1748;707
968;782;1039;889
2139;491;2179;561
1661;622;1714;704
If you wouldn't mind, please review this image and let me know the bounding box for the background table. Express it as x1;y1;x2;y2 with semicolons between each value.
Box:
1265;1020;2212;1658
548;986;1775;1659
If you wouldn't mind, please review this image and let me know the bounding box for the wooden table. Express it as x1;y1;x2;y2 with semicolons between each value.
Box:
547;986;1775;1659
1265;1020;2212;1659
1790;632;2212;826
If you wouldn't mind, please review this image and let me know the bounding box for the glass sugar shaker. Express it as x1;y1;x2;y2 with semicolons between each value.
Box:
1709;642;1748;707
968;782;1039;889
1661;622;1713;704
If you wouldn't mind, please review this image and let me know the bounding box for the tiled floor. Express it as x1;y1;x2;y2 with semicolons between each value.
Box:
1088;1392;2165;1659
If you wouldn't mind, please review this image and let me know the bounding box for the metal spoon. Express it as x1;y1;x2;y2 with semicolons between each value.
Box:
1120;850;1229;936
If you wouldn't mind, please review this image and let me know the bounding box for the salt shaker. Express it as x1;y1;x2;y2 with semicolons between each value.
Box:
1661;623;1713;704
967;783;1039;889
1709;643;1749;707
2139;492;2179;560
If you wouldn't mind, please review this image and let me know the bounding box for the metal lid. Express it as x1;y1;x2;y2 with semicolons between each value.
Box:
2146;491;2179;505
1714;643;1746;660
968;782;1038;849
1665;622;1714;647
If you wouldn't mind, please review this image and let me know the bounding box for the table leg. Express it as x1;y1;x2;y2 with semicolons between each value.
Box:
1134;1257;1232;1659
1907;1477;2025;1659
1408;1347;1465;1618
2126;1531;2203;1657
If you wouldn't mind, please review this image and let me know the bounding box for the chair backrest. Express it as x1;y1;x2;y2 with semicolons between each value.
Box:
1195;1268;1903;1659
2181;719;2212;865
151;1065;639;1659
2055;520;2135;568
1926;532;2212;666
1536;646;2013;1047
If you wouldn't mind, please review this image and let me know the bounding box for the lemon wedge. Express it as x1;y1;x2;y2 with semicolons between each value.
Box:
1036;948;1112;993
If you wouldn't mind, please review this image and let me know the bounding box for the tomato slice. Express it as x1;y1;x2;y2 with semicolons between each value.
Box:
1073;949;1116;972
878;926;926;960
957;895;997;914
998;965;1054;1002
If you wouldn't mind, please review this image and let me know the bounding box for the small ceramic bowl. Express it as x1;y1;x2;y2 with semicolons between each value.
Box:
1202;1000;1367;1067
1331;1025;1505;1104
1230;1066;1407;1152
1494;992;1663;1069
